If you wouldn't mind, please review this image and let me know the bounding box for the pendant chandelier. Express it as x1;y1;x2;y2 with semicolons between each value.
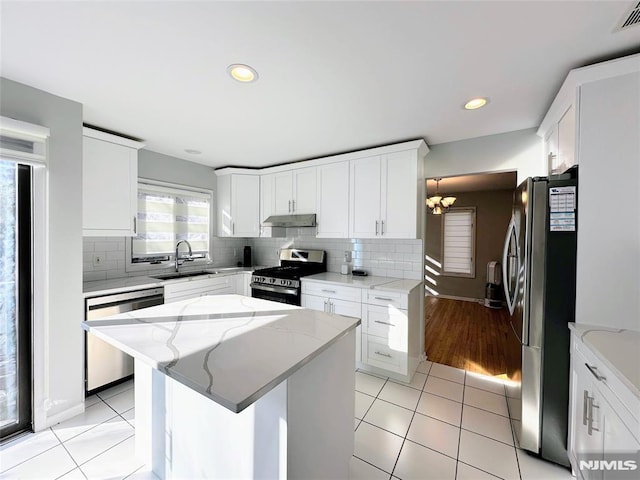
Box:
426;178;456;215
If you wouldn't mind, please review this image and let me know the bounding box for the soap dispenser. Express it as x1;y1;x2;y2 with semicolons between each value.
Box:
341;251;352;275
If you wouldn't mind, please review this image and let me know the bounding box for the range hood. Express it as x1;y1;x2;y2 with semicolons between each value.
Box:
262;214;316;228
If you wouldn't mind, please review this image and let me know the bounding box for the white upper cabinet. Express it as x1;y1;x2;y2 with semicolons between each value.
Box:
272;167;317;215
217;174;260;237
82;127;144;237
316;162;349;238
259;174;285;238
349;150;418;239
544;104;576;175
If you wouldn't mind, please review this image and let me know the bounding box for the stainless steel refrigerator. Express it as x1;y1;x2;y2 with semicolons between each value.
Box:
502;167;578;467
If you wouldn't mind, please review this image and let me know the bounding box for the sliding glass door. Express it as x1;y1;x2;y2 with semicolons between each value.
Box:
0;160;32;441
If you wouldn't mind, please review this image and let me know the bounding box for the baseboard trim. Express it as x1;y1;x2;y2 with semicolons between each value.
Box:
44;402;85;429
425;293;484;304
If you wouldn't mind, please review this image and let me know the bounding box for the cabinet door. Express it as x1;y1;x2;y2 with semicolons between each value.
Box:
217;174;232;237
231;175;260;237
273;171;294;215
301;294;328;312
83;136;137;236
382;150;417;239
349;156;381;238
292;166;316;214
316;162;349;238
259;174;285;238
602;396;640;480
557;104;576;174
545;124;560;175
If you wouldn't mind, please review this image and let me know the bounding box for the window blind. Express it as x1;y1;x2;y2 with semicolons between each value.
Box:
132;183;211;258
443;209;475;276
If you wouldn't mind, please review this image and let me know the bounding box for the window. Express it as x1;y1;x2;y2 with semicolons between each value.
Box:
128;180;212;268
442;207;476;277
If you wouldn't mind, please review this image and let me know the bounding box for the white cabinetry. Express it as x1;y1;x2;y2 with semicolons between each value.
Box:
259;174;285;238
568;329;640;480
164;275;236;303
349;150;418;239
272;167;317;215
82;127;144;236
301;282;362;362
544;104;576;175
217;174;260;237
316;162;349;238
235;272;252;297
360;287;420;380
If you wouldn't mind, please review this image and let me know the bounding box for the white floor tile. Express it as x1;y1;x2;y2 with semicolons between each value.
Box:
511;419;522;448
96;380;134;401
80;435;144;479
103;388;134;414
390;372;427;391
52;401;119;443
84;394;103;408
355;391;376;419
456;462;502;480
393;439;457;480
1;444;77;479
416;360;433;375
463;386;509;417
517;448;573;480
64;417;134;466
378;382;421;411
416;392;462;427
363;399;414;437
406;412;460;459
355;418;360;430
429;363;465;384
356;371;387;397
507;395;522;420
353;422;404;474
123;466;157;479
349;456;390;479
58;467;88;479
424;375;464;402
458;430;520;480
0;429;60;473
462;405;514;445
122;408;135;427
464;373;506;396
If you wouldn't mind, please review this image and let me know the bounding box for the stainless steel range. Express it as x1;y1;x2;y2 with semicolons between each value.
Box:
251;249;326;305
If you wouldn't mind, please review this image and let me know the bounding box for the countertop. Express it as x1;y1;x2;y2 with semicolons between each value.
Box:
569;323;640;398
303;272;422;293
82;294;360;413
83;267;261;298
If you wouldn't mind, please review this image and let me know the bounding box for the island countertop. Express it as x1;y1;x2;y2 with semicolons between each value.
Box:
82;294;360;413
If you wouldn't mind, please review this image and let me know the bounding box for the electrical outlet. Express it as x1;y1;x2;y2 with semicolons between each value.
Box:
92;254;103;266
344;251;352;263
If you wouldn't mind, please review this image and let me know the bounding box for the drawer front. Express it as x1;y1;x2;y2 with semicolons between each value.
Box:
301;281;361;302
165;276;234;302
362;334;406;375
362;289;407;309
330;298;361;319
362;304;407;342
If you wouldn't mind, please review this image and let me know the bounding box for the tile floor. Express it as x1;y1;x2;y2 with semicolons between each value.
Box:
1;361;574;479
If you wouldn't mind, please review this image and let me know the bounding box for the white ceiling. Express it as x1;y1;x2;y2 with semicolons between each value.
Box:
2;1;639;169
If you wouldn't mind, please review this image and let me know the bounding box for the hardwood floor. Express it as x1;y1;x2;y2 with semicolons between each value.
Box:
424;296;514;378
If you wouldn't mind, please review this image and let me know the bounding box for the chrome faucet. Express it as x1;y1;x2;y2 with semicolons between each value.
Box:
175;240;193;272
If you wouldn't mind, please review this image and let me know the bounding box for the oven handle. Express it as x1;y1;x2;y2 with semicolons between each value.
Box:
250;283;298;296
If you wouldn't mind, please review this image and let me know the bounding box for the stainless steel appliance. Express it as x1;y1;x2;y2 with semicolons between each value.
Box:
85;287;164;394
502;167;578;467
251;249;326;305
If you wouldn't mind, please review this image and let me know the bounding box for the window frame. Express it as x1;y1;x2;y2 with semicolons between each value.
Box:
125;178;214;273
441;207;476;278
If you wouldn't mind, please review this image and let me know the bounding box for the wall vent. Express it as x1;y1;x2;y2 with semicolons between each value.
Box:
618;1;640;30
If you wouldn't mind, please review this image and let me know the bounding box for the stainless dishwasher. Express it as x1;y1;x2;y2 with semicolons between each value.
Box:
85;287;164;394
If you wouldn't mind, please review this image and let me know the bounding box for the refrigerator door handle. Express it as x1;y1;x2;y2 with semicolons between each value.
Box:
502;216;520;316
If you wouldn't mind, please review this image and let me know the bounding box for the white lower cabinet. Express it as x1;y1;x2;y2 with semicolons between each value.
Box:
164;275;236;303
302;280;421;382
568;330;640;480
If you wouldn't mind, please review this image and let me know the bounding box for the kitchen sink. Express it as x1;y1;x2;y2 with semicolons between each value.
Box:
150;267;244;281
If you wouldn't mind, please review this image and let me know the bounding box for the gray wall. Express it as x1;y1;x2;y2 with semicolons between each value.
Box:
426;127;543;183
425;189;514;299
138;149;217;191
1;77;84;426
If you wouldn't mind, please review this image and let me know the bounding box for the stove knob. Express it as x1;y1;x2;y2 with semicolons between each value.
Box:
269;278;275;283
287;280;292;286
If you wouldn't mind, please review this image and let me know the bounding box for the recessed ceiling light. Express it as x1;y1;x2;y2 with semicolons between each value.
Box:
227;64;258;83
464;97;489;110
184;149;201;155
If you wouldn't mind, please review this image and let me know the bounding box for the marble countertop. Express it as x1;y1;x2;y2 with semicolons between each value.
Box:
82;294;360;413
303;272;422;293
569;323;640;398
83;266;263;298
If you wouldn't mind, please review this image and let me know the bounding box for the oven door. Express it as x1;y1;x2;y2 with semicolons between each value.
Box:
250;283;300;306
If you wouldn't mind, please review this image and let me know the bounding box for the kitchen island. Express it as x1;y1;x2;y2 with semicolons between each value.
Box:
82;294;360;479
